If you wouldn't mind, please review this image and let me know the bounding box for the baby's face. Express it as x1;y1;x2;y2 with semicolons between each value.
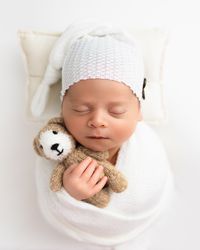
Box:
61;79;142;153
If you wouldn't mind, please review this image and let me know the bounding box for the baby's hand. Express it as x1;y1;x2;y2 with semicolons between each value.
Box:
63;157;108;201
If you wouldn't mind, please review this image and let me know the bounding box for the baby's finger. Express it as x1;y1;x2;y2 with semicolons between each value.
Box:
73;157;93;177
92;176;108;194
64;163;77;175
81;159;98;181
88;165;104;186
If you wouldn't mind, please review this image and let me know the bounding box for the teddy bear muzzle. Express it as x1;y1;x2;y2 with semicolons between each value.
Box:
51;143;64;156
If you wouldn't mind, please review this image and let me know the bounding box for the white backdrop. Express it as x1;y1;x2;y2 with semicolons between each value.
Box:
0;0;200;249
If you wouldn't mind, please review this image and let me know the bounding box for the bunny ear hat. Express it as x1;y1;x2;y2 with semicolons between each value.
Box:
31;18;144;117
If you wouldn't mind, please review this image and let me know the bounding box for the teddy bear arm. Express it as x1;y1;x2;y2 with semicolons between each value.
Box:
77;145;109;161
101;161;128;193
50;163;66;192
65;150;88;167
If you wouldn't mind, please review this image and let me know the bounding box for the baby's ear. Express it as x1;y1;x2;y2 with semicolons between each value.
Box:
33;138;41;156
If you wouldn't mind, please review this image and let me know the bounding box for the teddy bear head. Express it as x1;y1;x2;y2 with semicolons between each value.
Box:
33;117;76;161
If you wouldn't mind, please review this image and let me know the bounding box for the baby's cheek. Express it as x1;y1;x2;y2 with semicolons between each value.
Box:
112;122;134;141
66;117;85;138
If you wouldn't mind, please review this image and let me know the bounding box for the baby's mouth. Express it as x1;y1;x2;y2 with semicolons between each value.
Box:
87;136;109;140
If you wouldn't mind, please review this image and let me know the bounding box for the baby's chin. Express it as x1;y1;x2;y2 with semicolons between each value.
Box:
84;144;109;152
78;140;111;152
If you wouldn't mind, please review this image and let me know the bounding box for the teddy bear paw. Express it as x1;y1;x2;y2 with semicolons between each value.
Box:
84;188;111;208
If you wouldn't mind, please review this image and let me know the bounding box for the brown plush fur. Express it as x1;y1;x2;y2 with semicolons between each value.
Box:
33;117;128;208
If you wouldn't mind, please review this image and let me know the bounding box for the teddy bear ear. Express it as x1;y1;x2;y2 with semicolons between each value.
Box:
33;137;42;156
47;117;65;127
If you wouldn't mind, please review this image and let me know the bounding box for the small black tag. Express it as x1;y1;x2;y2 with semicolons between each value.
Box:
142;78;147;100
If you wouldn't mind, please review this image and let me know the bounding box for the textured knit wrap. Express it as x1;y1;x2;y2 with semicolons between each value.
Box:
35;121;174;247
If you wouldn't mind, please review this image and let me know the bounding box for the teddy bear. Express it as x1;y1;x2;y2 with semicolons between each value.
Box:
33;116;128;208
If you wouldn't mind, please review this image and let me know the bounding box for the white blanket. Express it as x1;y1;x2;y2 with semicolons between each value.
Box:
35;121;174;247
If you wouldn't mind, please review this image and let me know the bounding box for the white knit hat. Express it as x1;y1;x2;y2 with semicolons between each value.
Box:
31;18;144;117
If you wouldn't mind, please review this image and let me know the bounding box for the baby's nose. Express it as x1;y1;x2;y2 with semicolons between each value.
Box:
88;111;108;128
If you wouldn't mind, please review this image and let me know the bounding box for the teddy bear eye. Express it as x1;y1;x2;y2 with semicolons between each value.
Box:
52;131;58;134
39;145;43;149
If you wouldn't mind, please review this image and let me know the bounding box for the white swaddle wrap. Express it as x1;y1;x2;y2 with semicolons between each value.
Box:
35;121;174;246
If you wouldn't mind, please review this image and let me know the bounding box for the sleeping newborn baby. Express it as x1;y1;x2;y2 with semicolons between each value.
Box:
32;19;174;249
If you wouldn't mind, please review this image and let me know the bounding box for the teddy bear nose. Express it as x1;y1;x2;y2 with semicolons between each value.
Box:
51;143;59;151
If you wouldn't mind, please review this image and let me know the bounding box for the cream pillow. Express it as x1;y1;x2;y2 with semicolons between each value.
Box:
18;28;169;124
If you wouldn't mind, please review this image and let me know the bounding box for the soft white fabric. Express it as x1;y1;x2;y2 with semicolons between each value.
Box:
18;26;169;124
61;31;144;101
31;19;144;117
35;121;174;247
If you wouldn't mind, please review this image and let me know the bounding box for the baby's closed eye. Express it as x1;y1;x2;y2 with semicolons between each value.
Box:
109;107;126;114
72;108;127;115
